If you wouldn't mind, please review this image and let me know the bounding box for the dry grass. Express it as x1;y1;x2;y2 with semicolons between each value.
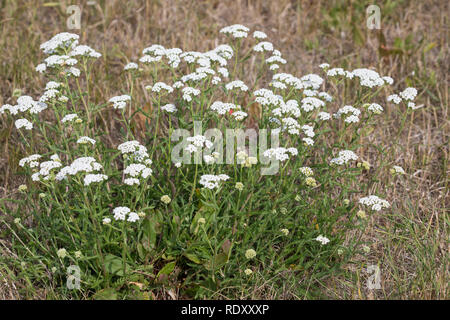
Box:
0;0;448;299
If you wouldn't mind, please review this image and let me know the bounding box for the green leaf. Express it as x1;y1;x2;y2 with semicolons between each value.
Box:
92;288;118;300
156;261;176;278
104;254;129;276
203;253;228;271
184;252;202;264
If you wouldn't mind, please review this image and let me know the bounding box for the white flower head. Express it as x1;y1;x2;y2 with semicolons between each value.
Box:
161;104;177;113
199;174;230;189
400;87;417;101
330;150;358;166
315;235;330;245
19;154;42;168
220;24;249;38
263;147;297;162
113;206;131;221
15;119;33;130
61;113;79;123
70;45;101;58
77;136;96;145
225;80;248;92
359;195;390;211
147;82;174;94
182;87;200;102
367;103;383;114
84;174;108;186
109;95;131;110
124;62;139;71
253;31;267;39
253;41;273;53
127;212;140;222
40;32;79;54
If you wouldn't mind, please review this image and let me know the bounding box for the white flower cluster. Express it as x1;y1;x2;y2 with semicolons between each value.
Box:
266;50;284;70
0;104;16;115
109;95;131;110
302;124;315;138
253;31;267;39
351;68;391;88
253;41;273;53
270;80;287;90
147;82;174;94
45;81;62;90
61;113;80;123
123;163;152;186
391;165;405;175
185;135;213;153
36;34;100;77
327;67;346;77
112;206;139;222
263;147;298;161
84;174;108;186
325;66;394;88
15;118;33;130
330;150;359;166
225;80;248;92
317;112;331;121
44;55;77;68
2;95;47;117
366;103;383;114
210;101;240;115
161;103;177;113
124;62;138;71
19;154;42;168
199;174;230;189
315;235;330;245
280;117;300;135
318;92;333;102
231;110;247;121
387;94;402;104
182;87;200;102
387;87;420;109
139;42;233;73
254;88;284;107
77;136;96;145
117;140;151;164
266;55;286;66
203;154;218;164
181;68;214;83
399;87;417;101
69;45;101;58
272;100;301;118
334;105;361;123
142;46;183;67
54;157;103;181
272;73;303;90
220;24;249;38
301;97;325;112
299;167;314;177
18;95;47;114
164;48;183;67
40;32;79;54
67;66;81;77
359;195;390;211
31;160;62;181
303;89;317;96
300;74;324;90
39;88;60;103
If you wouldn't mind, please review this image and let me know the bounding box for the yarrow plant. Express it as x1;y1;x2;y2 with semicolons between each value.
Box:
0;24;423;299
